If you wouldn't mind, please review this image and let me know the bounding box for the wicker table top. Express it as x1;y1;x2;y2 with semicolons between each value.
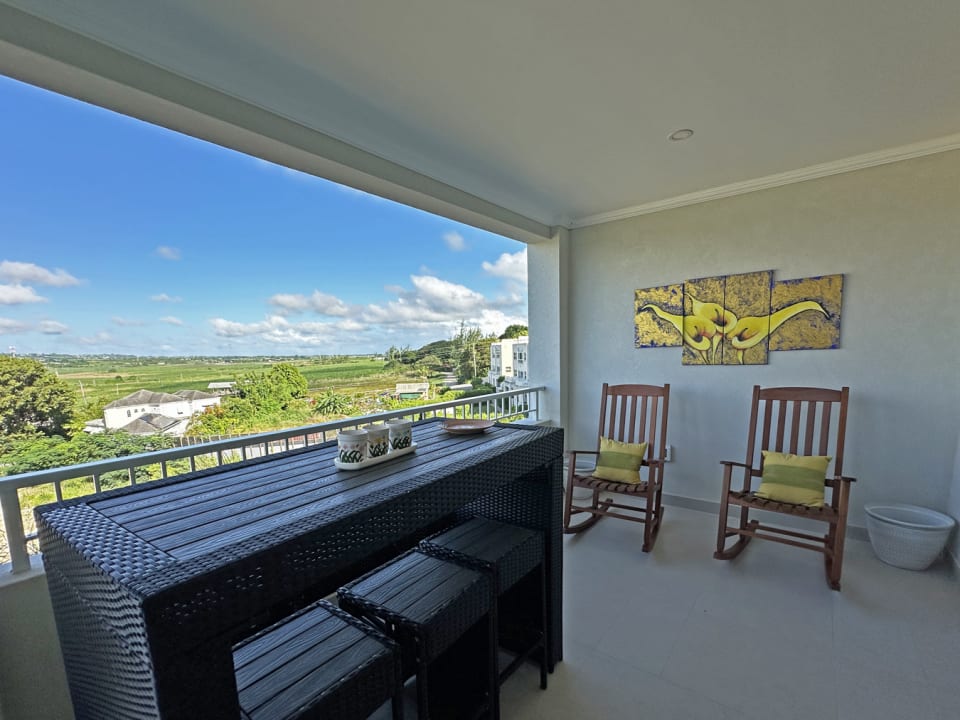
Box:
36;419;564;720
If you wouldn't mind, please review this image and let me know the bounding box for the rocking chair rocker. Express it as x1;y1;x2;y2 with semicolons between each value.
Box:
563;383;670;552
715;386;856;590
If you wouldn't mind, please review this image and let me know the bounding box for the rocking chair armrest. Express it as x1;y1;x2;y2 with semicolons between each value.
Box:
719;460;753;470
568;450;599;460
833;475;857;483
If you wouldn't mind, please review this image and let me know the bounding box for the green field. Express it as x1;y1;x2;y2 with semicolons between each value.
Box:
49;355;401;406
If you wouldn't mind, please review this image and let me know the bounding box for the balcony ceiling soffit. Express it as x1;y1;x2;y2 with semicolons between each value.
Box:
3;0;960;230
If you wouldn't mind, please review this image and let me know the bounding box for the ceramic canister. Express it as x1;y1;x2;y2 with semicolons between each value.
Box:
363;423;390;457
386;418;413;450
337;429;368;464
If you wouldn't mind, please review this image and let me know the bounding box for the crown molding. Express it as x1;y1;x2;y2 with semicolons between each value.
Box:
570;132;960;229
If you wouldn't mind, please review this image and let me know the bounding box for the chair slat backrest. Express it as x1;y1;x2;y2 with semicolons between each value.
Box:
596;383;670;461
745;386;849;478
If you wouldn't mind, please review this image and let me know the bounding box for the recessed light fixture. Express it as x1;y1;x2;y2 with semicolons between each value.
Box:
669;128;694;141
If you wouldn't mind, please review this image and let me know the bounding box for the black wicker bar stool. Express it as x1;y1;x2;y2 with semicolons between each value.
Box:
420;518;548;698
233;599;404;720
338;550;497;720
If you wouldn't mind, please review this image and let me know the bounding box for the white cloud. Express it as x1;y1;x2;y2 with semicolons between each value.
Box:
112;316;145;327
159;316;184;326
155;246;181;261
443;232;467;252
77;331;113;346
150;293;182;303
359;275;509;332
0;261;81;287
213;269;527;351
268;290;350;316
0;284;47;305
39;320;69;334
482;248;527;283
210;315;340;345
0;317;30;333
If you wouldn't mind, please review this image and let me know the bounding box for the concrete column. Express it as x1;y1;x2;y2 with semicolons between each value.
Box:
527;228;570;438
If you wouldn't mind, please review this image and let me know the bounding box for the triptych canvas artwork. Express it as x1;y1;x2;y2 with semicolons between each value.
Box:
634;271;843;365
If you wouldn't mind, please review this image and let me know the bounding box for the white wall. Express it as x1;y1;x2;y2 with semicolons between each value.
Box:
565;150;960;529
949;430;960;565
528;229;571;428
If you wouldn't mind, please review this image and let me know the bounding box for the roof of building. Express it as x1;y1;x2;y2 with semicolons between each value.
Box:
207;381;236;389
119;413;183;435
104;389;184;409
174;389;218;401
395;383;430;392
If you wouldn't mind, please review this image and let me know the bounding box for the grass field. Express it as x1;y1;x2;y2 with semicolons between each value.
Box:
50;355;400;407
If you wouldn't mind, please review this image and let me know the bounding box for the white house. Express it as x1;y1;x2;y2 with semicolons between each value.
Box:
511;337;529;385
488;336;529;389
102;389;221;435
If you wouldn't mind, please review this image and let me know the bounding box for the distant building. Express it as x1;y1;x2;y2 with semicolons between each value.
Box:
102;389;221;435
395;382;430;400
207;381;236;395
487;336;529;389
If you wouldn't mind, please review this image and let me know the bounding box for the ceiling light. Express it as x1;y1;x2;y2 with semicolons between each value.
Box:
669;129;694;141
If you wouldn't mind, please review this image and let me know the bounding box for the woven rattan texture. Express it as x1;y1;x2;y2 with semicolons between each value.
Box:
458;461;563;667
338;550;491;665
35;421;562;719
419;518;544;593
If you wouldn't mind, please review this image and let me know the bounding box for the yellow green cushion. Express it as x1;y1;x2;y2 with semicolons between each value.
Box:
592;437;648;483
755;451;831;507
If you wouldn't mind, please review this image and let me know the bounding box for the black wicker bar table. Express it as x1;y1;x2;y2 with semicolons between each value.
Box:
35;419;563;720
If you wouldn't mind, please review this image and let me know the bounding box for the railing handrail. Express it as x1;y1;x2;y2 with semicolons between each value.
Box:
0;386;543;490
1;386;544;573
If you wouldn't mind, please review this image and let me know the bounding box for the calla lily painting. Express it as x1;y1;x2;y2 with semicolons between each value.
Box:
634;271;842;365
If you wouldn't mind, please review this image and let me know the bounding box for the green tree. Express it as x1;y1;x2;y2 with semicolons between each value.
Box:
3;431;176;482
499;324;528;339
267;363;308;406
235;363;308;412
0;356;77;437
452;322;495;382
314;390;352;416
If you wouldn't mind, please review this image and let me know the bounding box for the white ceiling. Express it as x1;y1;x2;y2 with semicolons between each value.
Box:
3;0;960;232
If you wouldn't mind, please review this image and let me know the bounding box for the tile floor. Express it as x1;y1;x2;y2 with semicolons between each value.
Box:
375;505;959;719
500;506;960;720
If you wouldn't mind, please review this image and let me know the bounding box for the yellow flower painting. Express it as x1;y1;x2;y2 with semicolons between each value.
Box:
634;284;683;348
768;274;842;351
634;270;842;366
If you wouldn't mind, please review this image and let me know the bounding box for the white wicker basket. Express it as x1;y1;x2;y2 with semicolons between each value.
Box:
864;504;956;571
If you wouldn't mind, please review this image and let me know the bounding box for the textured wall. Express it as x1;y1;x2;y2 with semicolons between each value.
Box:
567;150;960;529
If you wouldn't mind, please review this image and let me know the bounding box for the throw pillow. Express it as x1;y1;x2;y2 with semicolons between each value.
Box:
755;451;832;507
592;437;648;484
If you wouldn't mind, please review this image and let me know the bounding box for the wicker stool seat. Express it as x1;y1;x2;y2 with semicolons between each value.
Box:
233;599;403;720
338;550;496;720
420;518;548;694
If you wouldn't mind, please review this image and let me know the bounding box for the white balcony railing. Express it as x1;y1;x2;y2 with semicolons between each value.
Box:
1;386;544;574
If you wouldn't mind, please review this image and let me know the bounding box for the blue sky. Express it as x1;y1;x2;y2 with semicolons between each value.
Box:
0;75;527;356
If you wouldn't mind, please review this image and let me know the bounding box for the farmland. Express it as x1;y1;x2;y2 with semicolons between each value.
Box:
47;354;404;407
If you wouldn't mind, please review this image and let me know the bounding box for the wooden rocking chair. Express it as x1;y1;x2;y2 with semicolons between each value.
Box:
563;383;670;551
715;386;856;590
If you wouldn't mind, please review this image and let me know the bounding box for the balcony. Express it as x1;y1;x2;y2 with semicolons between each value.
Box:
1;2;959;718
